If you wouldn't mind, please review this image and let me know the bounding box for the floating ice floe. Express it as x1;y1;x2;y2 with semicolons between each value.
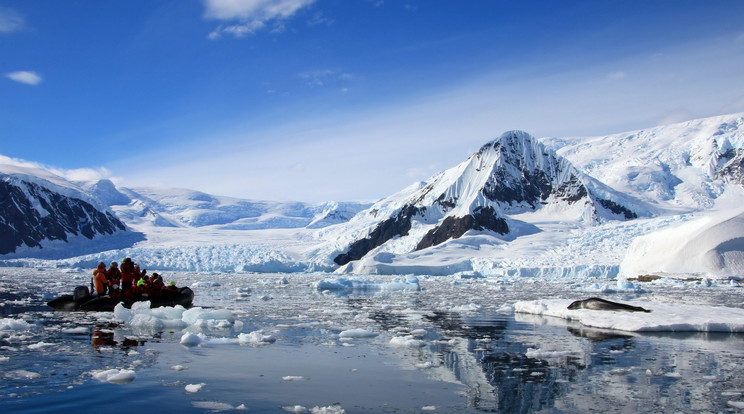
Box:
282;405;308;413
7;369;42;379
309;405;345;414
315;276;419;294
114;302;235;332
237;330;276;346
450;303;481;312
282;375;309;381
191;401;241;411
180;332;204;347
91;368;136;384
514;299;744;332
27;341;54;350
338;328;377;339
61;327;89;334
185;383;206;393
0;318;32;331
389;335;426;348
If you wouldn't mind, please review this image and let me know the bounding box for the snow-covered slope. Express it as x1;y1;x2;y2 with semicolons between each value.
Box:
620;205;744;279
0;164;141;258
110;186;370;230
3;113;744;279
326;131;648;271
543;113;744;212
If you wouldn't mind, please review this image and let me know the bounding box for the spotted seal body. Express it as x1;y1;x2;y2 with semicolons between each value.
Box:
567;297;651;313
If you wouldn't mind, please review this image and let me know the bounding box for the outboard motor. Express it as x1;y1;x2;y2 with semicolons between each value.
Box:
73;286;90;303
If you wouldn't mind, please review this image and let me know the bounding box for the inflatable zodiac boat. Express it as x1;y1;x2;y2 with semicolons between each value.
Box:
47;286;194;312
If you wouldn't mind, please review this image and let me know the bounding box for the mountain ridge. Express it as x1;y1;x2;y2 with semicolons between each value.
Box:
331;130;646;267
2;112;744;277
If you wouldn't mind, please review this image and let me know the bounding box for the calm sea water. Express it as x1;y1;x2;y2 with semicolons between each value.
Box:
1;268;743;413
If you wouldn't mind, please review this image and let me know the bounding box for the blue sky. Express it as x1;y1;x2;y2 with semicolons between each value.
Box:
2;0;744;202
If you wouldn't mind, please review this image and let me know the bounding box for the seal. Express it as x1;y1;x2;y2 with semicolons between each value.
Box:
567;297;651;313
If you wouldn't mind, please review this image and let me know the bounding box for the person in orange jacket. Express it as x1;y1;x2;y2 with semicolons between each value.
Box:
92;262;108;296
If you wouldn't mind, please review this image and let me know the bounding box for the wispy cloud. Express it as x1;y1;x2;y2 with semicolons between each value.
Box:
6;71;42;85
307;11;333;27
0;154;114;183
0;7;24;33
204;0;316;39
298;69;353;87
607;70;626;81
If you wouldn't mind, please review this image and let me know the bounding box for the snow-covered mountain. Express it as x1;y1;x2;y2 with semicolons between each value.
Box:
97;185;371;231
3;112;744;279
542;114;744;212
329;130;647;268
0;164;140;258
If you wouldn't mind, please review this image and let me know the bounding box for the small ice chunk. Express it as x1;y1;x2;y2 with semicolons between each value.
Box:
180;332;204;347
410;329;427;337
7;369;42;379
185;383;206;393
0;318;32;331
282;405;308;413
422;406;437;411
496;304;515;314
338;328;377;339
92;369;136;384
238;331;276;346
282;376;309;381
192;281;221;288
450;303;481;312
28;341;54;350
191;401;234;410
62;327;89;334
389;335;425;348
310;405;345;414
728;401;744;409
171;365;189;371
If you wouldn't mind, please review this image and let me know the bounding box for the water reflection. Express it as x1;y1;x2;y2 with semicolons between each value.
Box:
365;305;744;413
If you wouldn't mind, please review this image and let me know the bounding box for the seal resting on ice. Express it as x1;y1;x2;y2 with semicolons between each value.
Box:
567;297;651;313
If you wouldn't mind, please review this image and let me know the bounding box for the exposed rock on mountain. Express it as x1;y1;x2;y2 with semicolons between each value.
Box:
0;174;129;255
333;130;642;267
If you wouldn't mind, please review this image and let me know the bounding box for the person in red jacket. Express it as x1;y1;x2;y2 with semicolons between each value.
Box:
120;258;136;291
107;262;121;291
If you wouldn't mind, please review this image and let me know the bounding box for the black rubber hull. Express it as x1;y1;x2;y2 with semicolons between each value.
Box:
47;287;194;312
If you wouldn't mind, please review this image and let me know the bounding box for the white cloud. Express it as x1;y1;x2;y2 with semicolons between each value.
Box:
298;70;353;88
607;70;626;80
0;7;24;33
203;0;316;38
6;71;43;85
0;154;114;184
307;11;334;27
112;33;744;202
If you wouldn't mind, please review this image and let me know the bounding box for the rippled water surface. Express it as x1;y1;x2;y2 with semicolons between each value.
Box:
1;268;743;413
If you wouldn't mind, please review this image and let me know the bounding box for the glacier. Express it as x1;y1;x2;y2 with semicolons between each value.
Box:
2;112;744;279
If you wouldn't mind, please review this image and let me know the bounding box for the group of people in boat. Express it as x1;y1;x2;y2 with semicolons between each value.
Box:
92;257;179;299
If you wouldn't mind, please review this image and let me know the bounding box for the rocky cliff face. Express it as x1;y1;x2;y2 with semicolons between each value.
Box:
333;131;640;266
0;176;127;255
